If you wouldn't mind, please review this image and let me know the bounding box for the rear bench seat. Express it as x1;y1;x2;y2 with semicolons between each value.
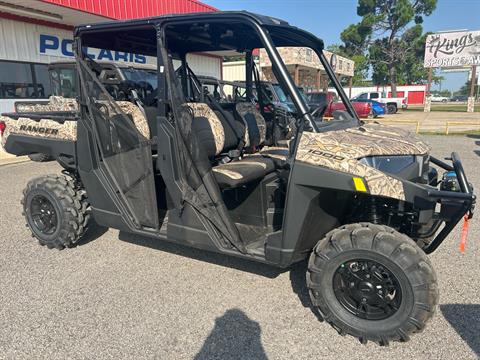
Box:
11;96;151;140
188;102;284;189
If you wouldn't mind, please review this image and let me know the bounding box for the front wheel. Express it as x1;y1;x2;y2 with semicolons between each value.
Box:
307;223;438;345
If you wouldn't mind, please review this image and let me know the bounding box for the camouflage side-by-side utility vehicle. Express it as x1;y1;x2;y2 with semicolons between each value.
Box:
0;12;475;345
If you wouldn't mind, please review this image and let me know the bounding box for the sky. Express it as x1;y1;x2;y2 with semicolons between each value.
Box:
206;0;480;92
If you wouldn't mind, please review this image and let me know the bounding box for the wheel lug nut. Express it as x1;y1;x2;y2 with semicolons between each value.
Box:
350;282;355;288
362;298;367;303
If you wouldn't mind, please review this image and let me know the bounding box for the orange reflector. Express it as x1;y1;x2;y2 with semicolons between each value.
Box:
459;215;469;253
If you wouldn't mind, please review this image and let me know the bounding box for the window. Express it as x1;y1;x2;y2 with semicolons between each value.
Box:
0;60;52;99
358;93;368;99
305;48;313;63
370;93;379;99
122;68;158;89
33;64;52;98
49;66;77;98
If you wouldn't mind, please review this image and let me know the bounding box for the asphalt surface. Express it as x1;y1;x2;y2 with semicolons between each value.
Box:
0;135;479;359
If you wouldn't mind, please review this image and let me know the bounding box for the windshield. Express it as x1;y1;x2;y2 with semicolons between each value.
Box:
122;68;157;89
297;88;310;103
272;84;290;103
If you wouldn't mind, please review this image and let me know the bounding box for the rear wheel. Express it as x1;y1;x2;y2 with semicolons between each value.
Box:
386;104;397;114
22;174;90;249
307;223;438;345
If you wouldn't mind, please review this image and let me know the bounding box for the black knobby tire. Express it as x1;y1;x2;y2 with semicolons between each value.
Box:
307;223;438;345
28;153;53;162
387;104;397;114
22;174;90;249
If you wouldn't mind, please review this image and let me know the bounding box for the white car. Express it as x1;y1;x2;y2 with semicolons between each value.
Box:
429;95;449;103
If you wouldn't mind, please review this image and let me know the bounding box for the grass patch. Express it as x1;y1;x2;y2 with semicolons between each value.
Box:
406;105;480;112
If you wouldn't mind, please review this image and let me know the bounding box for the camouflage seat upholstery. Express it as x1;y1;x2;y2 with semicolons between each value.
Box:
235;102;266;151
188;102;276;189
212;157;275;188
258;146;290;167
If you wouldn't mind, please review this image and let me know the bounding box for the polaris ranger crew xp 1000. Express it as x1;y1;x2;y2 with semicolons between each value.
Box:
0;12;475;345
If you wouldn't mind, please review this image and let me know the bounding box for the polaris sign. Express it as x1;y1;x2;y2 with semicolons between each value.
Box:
38;34;150;64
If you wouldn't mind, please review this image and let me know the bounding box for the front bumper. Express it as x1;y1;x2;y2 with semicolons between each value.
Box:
416;152;475;253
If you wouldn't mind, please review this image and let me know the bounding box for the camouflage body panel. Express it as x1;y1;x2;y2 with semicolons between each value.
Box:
295;124;431;201
16;96;78;113
235;102;267;146
1;116;77;146
187;102;225;156
2;96;151;146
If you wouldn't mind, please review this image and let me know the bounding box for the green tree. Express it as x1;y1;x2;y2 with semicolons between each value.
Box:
456;77;479;97
341;0;437;96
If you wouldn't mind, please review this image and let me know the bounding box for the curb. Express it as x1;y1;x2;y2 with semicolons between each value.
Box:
0;156;30;167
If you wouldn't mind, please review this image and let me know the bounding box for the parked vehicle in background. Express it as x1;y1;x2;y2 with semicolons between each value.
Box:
450;95;469;102
306;91;337;109
48;60;157;103
325;99;372;118
307;91;373;118
429;94;449;103
351;98;386;117
351;91;407;114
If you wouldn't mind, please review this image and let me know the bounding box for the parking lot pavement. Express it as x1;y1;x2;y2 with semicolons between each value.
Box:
380;110;480;134
0;135;479;360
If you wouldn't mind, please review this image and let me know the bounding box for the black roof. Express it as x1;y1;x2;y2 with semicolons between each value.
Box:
74;11;324;55
75;11;290;33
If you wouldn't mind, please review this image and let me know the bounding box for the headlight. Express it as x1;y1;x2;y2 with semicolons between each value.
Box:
359;155;428;181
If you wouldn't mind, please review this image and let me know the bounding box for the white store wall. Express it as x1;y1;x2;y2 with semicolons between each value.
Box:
0;18;222;113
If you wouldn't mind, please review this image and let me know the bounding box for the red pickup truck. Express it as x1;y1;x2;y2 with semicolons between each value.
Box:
307;91;372;118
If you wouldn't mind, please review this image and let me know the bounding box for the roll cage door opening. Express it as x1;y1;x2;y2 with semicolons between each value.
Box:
75;32;159;231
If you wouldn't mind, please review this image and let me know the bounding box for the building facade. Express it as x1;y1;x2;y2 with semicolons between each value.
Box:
0;0;219;113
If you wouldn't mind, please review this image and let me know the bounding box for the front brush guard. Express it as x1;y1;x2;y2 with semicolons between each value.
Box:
422;152;475;254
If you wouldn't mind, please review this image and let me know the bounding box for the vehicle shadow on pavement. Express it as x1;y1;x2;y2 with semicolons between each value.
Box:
194;309;268;360
77;220;108;246
441;304;480;357
118;232;284;278
289;260;324;322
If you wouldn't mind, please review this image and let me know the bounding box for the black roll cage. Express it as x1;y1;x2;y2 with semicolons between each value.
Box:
73;11;359;137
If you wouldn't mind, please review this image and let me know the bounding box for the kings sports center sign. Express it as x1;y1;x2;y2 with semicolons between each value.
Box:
38;34;152;65
424;30;480;68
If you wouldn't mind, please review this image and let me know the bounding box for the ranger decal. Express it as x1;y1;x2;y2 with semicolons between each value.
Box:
19;125;59;135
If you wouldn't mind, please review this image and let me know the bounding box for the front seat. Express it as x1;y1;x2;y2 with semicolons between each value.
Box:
188;102;276;189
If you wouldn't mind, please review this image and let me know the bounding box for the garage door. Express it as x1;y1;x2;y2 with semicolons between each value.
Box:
407;91;425;105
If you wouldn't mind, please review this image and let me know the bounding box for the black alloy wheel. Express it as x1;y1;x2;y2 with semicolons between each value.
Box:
30;195;58;235
333;259;402;320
